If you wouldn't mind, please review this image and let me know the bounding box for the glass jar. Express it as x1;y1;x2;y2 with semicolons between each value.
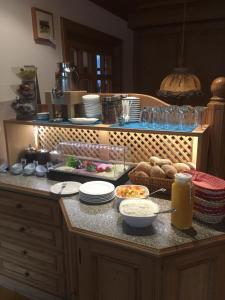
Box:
102;96;121;124
171;173;193;230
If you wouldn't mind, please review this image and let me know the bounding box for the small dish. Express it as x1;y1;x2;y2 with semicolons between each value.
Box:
0;161;8;173
50;181;82;195
69;118;99;125
36;165;47;177
10;163;23;175
119;199;159;228
114;185;149;210
23;163;35;176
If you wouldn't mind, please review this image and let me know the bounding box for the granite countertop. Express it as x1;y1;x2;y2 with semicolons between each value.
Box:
61;195;225;255
0;173;225;256
0;172;56;197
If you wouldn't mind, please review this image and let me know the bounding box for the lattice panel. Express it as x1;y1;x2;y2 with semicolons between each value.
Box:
38;126;100;158
109;131;194;163
37;126;195;163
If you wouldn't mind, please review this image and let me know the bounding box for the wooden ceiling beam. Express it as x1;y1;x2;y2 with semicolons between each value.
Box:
128;1;225;29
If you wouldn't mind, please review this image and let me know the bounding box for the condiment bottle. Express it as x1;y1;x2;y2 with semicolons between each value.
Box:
24;144;37;163
171;173;193;230
36;147;50;165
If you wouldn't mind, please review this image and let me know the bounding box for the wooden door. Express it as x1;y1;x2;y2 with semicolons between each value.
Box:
162;244;225;300
77;237;155;300
61;18;122;93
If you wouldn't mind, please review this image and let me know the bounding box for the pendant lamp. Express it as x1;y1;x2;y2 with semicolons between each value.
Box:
157;1;203;102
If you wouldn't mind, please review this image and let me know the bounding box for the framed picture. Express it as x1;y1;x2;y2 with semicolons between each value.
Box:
31;7;55;47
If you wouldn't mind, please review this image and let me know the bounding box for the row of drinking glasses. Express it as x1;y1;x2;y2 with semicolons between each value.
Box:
140;106;207;130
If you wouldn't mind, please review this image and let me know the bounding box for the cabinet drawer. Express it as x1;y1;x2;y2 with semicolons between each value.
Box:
0;257;65;297
0;190;61;226
0;239;64;274
0;214;63;251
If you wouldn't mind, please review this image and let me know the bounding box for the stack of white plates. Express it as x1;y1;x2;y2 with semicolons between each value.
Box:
82;95;102;118
123;96;141;122
79;181;115;204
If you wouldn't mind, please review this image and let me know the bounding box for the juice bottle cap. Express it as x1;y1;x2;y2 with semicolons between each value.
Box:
175;173;192;183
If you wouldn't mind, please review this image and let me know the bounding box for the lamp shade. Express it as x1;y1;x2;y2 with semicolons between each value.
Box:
157;67;202;99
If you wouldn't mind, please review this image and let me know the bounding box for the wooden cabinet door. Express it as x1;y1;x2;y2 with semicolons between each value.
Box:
162;244;225;300
77;237;155;300
0;214;63;251
0;190;61;226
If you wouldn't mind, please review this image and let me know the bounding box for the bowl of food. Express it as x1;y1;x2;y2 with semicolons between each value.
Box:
114;185;149;210
119;199;159;227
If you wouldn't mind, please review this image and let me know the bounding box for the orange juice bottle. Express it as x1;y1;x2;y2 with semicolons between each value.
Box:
171;173;193;230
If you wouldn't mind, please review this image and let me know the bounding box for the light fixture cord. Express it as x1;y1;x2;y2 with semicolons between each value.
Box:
179;0;187;67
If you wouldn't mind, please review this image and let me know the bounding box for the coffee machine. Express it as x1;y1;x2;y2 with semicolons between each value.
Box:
52;62;79;103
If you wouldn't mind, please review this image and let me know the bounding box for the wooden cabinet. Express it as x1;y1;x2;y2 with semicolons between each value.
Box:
161;245;225;300
0;239;64;274
0;189;66;300
0;257;64;297
0;214;63;251
0;190;61;226
66;233;225;300
77;237;155;300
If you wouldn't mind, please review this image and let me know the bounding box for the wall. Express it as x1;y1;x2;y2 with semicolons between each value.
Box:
0;0;133;160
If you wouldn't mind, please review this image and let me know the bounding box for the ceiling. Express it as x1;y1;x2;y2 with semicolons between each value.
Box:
89;0;200;20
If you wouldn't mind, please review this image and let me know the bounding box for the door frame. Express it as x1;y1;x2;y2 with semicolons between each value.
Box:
60;17;122;92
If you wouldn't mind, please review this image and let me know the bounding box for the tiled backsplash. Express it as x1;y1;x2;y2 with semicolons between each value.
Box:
0;101;15;161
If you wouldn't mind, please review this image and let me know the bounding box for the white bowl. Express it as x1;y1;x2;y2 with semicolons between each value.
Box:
10;163;23;175
114;185;149;210
23;163;35;176
36;165;47;177
119;199;159;228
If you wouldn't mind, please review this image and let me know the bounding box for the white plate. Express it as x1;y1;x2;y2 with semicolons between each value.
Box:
79;195;115;204
82;94;100;100
79;193;114;201
50;181;82;195
79;181;115;196
69;118;99;125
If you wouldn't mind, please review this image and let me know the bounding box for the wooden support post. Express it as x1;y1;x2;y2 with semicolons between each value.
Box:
207;77;225;178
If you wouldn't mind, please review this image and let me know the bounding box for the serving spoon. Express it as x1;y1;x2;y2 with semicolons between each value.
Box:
149;188;167;197
154;208;176;215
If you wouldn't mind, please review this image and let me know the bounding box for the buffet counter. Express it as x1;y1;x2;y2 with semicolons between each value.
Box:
0;173;225;300
0;173;224;256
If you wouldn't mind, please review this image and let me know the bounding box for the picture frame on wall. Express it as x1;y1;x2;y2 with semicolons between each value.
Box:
31;7;55;47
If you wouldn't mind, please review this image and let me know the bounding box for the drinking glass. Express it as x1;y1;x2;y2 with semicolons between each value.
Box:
122;99;132;123
163;107;170;130
170;105;179;129
194;106;206;128
178;107;185;130
140;107;148;127
151;107;158;129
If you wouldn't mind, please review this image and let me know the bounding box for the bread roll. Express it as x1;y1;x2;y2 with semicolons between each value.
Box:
150;156;161;166
134;170;149;178
134;162;152;176
186;162;196;170
161;164;177;179
150;165;166;178
173;163;190;173
158;158;172;166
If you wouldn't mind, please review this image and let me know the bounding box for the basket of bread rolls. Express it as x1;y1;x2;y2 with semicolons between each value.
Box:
128;156;195;195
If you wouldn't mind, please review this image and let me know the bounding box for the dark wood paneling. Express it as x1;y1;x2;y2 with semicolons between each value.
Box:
134;18;225;105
